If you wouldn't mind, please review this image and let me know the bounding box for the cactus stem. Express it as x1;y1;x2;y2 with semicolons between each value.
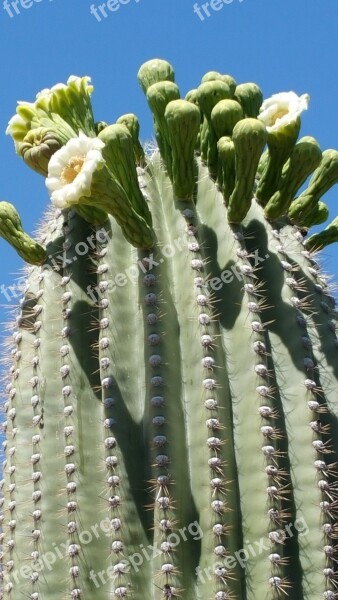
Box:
2;62;338;600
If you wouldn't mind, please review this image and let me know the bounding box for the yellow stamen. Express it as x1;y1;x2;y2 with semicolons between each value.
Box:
271;108;289;124
61;156;85;184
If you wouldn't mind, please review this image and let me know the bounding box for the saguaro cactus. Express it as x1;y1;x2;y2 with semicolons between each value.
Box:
1;59;338;600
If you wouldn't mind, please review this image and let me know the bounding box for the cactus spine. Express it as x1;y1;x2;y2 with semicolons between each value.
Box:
1;60;338;600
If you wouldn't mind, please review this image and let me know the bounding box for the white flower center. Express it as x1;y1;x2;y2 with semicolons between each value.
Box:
61;156;85;184
257;91;309;132
46;132;105;208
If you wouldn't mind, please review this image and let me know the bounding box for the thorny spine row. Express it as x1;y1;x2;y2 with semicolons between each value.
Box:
0;210;64;599
28;271;45;600
281;228;338;598
60;208;83;600
0;308;22;596
233;226;292;598
96;225;131;599
1;292;35;598
138;166;180;599
181;204;232;599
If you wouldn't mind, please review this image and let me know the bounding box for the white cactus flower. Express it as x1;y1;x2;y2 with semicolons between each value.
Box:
258;91;309;131
45;132;105;208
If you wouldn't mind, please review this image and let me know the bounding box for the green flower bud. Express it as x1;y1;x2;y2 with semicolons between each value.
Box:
18;127;63;176
196;81;234;177
146;81;181;123
146;81;180;170
288;149;338;224
201;71;236;96
264;136;322;220
0;202;46;265
185;89;199;105
211;99;243;139
256;118;300;206
305;216;338;251
164;99;201;199
36;75;96;136
300;201;329;228
98;125;154;247
6;75;95;164
196;81;232;119
85;164;154;249
116;113;145;165
137;59;175;94
98;124;151;218
256;149;269;178
222;75;237;96
199;118;209;162
185;89;203;152
227;119;267;223
98;123;146;211
216;136;236;203
95;121;109;134
201;70;223;82
234;83;263;118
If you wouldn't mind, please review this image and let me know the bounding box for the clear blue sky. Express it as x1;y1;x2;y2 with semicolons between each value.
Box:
1;0;338;346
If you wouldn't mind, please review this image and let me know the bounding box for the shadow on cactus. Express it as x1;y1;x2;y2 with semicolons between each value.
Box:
1;58;338;600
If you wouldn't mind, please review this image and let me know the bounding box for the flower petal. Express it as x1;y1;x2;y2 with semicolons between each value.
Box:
258;91;309;132
45;133;105;208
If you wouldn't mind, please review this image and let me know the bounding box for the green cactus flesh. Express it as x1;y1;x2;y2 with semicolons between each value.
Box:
1;60;338;600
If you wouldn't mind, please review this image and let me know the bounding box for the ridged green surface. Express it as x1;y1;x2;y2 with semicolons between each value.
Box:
1;60;338;600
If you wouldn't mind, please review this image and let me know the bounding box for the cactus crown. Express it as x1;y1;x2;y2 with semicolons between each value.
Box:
1;58;338;600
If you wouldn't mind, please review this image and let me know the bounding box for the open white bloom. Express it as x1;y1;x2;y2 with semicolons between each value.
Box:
258;92;309;132
46;132;105;208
